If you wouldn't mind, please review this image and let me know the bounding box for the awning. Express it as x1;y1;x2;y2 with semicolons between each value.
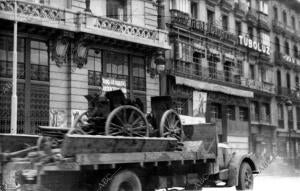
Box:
175;76;254;98
223;53;235;62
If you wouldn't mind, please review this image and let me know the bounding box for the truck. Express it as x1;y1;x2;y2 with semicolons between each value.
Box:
0;90;259;191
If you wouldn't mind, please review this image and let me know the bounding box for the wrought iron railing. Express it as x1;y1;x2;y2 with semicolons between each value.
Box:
0;0;169;48
171;59;276;94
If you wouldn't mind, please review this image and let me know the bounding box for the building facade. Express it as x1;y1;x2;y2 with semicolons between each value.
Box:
161;0;277;156
0;0;169;133
269;0;300;165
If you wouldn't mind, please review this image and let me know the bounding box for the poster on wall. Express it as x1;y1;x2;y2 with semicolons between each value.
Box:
192;91;207;123
49;109;67;128
102;77;127;96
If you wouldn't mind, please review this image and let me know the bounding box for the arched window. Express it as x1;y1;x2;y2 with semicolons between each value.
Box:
283;10;287;25
294;45;298;58
285;41;290;55
275;37;280;53
273;6;278;20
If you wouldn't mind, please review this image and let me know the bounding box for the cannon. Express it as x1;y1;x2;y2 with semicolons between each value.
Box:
68;89;183;141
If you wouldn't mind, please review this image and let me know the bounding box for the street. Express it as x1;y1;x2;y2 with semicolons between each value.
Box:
202;175;300;191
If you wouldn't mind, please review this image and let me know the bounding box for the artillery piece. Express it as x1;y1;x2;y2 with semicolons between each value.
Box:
69;89;183;141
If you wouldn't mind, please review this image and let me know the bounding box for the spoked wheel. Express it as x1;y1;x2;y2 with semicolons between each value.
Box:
159;109;182;141
67;111;89;135
236;162;254;190
105;105;149;137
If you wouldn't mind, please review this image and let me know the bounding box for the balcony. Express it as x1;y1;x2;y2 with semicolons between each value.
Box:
0;0;169;49
257;12;270;31
171;59;243;87
170;9;190;27
234;2;247;18
276;87;300;101
220;0;234;12
274;52;300;70
169;10;237;44
206;0;221;6
272;20;285;34
242;79;275;94
246;9;258;25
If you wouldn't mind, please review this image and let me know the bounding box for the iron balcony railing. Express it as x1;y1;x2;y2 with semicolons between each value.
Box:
171;59;275;94
169;9;237;44
0;0;169;49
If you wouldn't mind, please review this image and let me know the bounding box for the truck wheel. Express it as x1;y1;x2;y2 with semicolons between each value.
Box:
236;162;253;190
105;170;142;191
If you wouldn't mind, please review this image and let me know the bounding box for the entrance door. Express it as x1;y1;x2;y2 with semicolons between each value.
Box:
0;36;49;134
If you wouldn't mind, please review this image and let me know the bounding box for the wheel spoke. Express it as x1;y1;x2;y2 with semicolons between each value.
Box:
131;116;142;126
110;122;123;130
115;113;125;125
128;110;135;123
132;126;147;130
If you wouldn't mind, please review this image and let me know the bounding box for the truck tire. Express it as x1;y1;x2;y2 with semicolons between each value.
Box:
236;162;253;190
105;170;142;191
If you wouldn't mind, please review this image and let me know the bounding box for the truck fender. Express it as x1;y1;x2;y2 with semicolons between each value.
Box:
226;153;258;187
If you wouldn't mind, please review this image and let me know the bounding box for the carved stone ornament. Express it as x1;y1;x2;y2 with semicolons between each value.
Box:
73;42;88;69
51;37;70;67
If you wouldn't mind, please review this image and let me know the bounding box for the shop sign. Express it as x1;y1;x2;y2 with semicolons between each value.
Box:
102;77;127;95
238;35;270;56
282;55;296;64
192;91;207;123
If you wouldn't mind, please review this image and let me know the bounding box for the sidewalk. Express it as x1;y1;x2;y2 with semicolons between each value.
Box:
259;157;300;177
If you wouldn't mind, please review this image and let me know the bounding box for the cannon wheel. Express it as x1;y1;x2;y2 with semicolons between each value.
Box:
159;109;182;141
67;111;89;135
105;105;149;137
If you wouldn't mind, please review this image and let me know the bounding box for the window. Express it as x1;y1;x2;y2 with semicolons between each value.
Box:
285;41;290;55
246;0;251;10
260;68;266;82
210;103;222;120
296;76;299;90
107;0;127;21
261;103;270;123
235;21;242;35
250;101;259;121
170;0;190;13
287;72;291;89
283;11;287;25
222;15;228;31
278;104;284;128
0;36;24;79
292;16;296;29
297;107;300;130
259;0;268;15
294;45;298;58
227;105;235;120
104;51;128;79
191;1;198;19
273;6;278;21
249;64;255;80
248;26;253;39
275;37;280;53
239;107;248;121
30;40;49;81
207;10;215;24
87;49;102;86
277;70;281;87
260;32;270;47
132;56;146;91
